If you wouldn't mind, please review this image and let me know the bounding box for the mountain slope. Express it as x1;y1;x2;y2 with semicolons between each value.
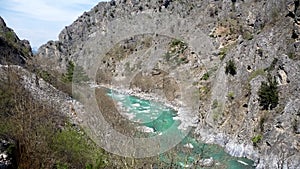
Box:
0;17;32;65
32;0;300;168
0;17;108;169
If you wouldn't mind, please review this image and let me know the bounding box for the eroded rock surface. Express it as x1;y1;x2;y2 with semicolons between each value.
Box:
24;0;300;168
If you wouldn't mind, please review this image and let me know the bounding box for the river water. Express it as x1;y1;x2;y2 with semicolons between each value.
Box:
106;89;255;168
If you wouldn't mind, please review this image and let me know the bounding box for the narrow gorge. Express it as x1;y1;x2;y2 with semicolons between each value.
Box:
0;0;300;168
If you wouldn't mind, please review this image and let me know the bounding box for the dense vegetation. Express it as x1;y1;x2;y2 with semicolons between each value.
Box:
225;59;237;76
258;75;279;110
0;68;107;169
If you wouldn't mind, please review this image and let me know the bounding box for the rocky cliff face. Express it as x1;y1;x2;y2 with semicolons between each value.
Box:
0;17;32;65
36;0;300;168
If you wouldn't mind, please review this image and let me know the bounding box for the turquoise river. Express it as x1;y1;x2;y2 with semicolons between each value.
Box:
106;89;255;169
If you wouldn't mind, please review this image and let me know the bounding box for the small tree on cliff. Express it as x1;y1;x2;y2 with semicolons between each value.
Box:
63;61;75;82
225;59;237;76
62;61;89;83
258;75;279;110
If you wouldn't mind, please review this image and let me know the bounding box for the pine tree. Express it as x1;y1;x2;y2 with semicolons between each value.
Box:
225;59;237;76
258;75;279;110
62;61;89;83
63;61;75;82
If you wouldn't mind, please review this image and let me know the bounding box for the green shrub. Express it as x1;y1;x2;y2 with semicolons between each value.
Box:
199;86;211;98
38;70;51;81
164;39;188;65
51;124;107;168
170;39;186;48
169;39;187;54
225;59;237;76
5;31;15;42
56;163;69;169
227;91;234;101
219;48;228;60
251;134;262;146
21;47;31;56
288;52;296;60
201;72;210;81
258;75;278;110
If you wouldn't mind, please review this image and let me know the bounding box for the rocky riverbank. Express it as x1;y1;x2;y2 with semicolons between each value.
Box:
89;82;199;130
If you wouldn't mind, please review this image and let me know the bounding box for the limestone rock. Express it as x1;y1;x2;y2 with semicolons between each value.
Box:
29;0;300;168
198;157;214;167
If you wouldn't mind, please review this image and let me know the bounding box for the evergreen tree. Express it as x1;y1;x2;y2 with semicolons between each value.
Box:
225;59;237;76
63;61;89;83
258;75;279;110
